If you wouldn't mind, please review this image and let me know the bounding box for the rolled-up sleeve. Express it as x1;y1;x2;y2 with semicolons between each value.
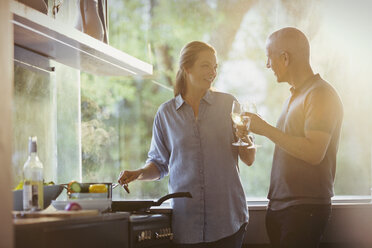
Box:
145;112;170;179
304;87;342;134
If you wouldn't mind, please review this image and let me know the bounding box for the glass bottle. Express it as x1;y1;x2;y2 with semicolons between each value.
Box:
23;136;44;211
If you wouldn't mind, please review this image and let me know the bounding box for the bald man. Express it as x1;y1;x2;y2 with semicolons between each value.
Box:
242;27;343;247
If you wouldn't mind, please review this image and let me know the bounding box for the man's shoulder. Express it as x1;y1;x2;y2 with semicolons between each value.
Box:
307;77;342;102
305;77;343;115
310;76;338;94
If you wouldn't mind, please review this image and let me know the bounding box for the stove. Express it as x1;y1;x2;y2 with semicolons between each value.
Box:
128;212;173;248
110;206;173;248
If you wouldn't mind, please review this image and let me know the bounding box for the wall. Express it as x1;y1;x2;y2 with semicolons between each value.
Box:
0;0;14;247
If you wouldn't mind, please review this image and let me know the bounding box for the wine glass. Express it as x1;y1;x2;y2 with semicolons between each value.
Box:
241;102;260;149
231;100;248;146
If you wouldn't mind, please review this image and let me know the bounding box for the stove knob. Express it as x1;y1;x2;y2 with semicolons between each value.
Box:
138;231;145;242
155;232;160;239
146;230;152;240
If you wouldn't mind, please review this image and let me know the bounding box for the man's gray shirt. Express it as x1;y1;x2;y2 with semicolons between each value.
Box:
268;74;343;211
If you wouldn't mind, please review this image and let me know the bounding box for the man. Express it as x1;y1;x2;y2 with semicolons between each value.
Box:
242;27;343;247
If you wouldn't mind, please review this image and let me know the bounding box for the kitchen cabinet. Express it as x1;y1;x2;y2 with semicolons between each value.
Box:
244;202;372;248
11;1;152;77
14;213;130;248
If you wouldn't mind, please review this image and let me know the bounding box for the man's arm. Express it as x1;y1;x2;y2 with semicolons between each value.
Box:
264;122;331;165
248;113;332;165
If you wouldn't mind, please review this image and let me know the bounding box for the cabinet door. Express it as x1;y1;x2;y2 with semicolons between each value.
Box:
43;219;129;248
15;218;129;248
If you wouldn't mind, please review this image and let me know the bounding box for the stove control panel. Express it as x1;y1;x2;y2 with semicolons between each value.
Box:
155;227;173;240
129;213;172;248
137;227;173;242
137;230;151;242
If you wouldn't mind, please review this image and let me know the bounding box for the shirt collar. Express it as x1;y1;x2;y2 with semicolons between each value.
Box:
290;73;320;95
175;94;184;110
175;90;213;110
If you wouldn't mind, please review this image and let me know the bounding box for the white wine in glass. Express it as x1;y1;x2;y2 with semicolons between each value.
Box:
231;112;243;126
241;102;260;149
231;100;248;146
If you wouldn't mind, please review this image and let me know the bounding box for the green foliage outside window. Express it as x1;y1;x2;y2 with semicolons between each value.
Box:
81;0;372;200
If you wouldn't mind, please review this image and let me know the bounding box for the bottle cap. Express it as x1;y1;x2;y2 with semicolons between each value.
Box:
28;136;37;154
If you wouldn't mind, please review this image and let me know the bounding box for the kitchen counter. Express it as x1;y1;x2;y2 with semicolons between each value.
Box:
14;202;372;248
14;212;130;248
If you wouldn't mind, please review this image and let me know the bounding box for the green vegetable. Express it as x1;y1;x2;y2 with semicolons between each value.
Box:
68;181;82;193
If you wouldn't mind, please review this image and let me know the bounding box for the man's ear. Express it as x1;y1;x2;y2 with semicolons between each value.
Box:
282;51;290;66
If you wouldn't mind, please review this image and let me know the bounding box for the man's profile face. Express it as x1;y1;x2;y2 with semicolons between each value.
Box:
265;39;287;83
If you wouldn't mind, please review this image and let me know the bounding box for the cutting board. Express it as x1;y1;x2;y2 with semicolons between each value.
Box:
13;209;99;219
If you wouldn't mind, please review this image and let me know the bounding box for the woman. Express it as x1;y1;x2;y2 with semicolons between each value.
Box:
118;41;256;248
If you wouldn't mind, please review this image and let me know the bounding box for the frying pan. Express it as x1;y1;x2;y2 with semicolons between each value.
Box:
111;192;192;212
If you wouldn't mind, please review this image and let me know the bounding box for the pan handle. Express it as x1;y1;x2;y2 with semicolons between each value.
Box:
154;192;192;206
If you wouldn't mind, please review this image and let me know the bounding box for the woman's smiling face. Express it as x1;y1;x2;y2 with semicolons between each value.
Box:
185;50;218;92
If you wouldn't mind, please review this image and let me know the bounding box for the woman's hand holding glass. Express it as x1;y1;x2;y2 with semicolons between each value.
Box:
231;100;249;146
232;100;260;149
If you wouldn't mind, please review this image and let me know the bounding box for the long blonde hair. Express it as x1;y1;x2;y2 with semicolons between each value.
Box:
174;41;216;97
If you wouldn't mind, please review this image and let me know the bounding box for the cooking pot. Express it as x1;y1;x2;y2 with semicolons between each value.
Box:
62;182;119;199
111;192;192;212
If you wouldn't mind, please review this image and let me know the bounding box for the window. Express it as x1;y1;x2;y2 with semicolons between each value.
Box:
81;0;372;200
12;46;81;187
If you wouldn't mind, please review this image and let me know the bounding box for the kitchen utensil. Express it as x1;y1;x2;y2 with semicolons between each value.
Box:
111;192;192;212
112;182;130;194
62;182;119;199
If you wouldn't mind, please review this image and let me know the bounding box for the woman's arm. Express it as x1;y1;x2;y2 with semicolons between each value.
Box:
238;136;256;166
117;162;161;185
